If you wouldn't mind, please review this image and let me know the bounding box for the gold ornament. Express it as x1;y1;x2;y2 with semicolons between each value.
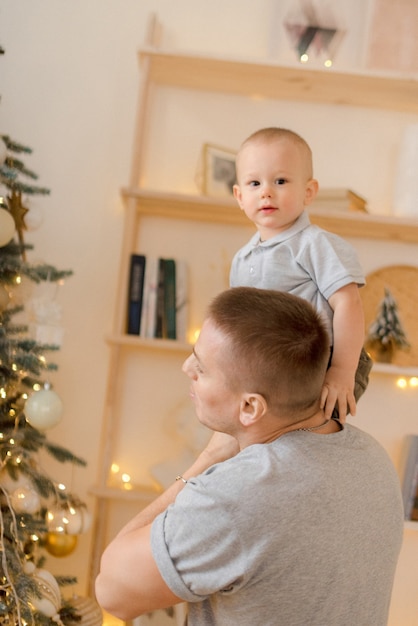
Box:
44;531;78;557
69;595;103;626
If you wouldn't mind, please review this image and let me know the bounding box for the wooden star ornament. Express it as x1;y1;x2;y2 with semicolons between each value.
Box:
7;189;29;251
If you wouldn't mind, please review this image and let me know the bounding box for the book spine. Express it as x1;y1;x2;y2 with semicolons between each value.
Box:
126;254;146;335
163;259;177;340
155;259;166;339
175;260;188;343
140;256;159;339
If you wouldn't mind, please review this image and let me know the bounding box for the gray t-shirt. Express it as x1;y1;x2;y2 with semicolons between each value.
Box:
229;211;365;342
151;424;403;626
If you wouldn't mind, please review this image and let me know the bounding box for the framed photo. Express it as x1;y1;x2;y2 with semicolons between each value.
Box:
195;143;237;199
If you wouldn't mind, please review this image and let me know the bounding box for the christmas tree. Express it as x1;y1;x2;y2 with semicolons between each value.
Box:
0;135;100;625
366;287;410;362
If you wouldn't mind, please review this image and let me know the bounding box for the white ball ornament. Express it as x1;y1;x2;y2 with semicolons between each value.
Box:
25;562;62;619
0;468;32;493
25;387;63;430
0;207;15;246
10;486;41;514
47;503;92;535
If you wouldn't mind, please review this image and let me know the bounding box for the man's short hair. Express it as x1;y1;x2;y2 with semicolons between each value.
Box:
208;287;329;416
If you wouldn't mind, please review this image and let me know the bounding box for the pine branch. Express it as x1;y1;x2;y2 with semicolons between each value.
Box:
1;135;32;154
44;442;87;467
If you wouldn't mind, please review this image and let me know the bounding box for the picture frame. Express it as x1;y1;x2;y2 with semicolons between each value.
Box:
195;143;237;199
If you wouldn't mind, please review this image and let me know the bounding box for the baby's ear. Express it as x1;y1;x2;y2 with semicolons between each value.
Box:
304;178;319;206
233;184;244;208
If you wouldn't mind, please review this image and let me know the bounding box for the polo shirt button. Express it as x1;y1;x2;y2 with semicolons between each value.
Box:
249;266;255;274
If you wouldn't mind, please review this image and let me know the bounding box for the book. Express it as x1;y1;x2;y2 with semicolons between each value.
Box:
140;256;159;339
163;258;176;340
126;254;146;335
400;434;418;520
155;258;166;339
310;188;368;213
175;260;188;343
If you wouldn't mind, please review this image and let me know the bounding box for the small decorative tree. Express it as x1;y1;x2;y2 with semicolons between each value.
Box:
366;287;410;363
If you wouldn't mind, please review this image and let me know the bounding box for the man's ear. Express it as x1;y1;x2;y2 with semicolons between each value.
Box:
239;393;268;427
304;178;319;206
233;184;244;209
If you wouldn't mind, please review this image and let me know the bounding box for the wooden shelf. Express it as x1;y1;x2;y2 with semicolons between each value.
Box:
106;333;191;353
122;188;418;244
90;485;160;503
371;363;418;377
140;48;418;114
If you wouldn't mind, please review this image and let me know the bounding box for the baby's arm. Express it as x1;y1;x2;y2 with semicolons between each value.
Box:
321;283;365;422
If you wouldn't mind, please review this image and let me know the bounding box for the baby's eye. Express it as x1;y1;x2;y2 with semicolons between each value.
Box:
275;178;286;185
248;180;260;187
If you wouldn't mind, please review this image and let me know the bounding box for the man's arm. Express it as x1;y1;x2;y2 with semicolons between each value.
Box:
95;431;239;620
321;283;365;421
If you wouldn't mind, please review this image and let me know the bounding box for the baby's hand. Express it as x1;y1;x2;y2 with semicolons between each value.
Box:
320;366;356;423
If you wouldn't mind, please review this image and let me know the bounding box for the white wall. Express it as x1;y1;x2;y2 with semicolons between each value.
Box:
1;1;418;624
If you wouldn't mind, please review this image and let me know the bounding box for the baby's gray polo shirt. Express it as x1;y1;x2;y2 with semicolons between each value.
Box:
230;211;365;343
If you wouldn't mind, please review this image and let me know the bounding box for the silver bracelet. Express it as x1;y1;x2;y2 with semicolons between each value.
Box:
175;475;188;484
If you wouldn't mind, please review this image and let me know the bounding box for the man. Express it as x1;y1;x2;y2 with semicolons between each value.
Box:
95;287;403;626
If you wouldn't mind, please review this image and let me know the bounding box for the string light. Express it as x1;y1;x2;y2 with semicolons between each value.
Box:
396;377;418;389
109;463;134;490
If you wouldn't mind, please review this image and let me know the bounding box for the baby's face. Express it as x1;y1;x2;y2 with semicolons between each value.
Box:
233;138;317;239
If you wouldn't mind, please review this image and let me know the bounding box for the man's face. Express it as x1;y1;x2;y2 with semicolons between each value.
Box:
182;319;241;434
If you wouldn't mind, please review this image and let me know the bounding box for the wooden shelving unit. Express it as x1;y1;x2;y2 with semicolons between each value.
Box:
139;48;418;114
89;20;418;605
121;188;418;244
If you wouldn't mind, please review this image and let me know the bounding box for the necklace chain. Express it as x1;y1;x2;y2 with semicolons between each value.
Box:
296;418;330;432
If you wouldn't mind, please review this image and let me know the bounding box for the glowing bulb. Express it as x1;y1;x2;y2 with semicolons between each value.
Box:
189;328;201;343
324;59;333;68
121;473;131;483
396;377;407;389
111;463;120;474
300;54;309;63
409;377;418;388
58;483;66;491
15;275;21;285
32;383;41;391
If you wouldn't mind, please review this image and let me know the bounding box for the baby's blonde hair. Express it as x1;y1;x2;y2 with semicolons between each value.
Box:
237;127;314;179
